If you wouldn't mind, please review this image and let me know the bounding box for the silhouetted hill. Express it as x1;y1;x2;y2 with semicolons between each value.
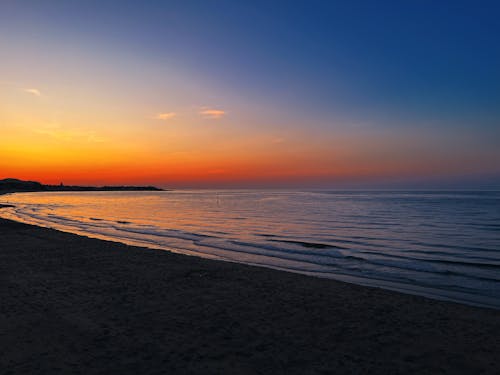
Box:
0;178;44;192
44;185;163;192
0;179;163;193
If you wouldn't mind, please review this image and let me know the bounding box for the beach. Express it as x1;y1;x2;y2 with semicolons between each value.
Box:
3;0;500;373
1;216;499;374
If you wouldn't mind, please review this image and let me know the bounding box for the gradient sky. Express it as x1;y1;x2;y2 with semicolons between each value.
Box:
1;1;499;188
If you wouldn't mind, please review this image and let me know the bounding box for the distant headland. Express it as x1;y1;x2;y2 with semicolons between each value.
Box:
0;178;163;193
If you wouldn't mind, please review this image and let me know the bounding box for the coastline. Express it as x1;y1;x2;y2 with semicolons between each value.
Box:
2;190;499;309
0;215;499;373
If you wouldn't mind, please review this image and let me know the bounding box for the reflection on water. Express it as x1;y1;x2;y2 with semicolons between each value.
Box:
1;190;499;308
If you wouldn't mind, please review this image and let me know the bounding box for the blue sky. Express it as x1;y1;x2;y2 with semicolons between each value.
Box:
1;1;499;187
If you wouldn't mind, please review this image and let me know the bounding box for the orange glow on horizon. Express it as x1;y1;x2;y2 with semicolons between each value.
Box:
2;59;497;188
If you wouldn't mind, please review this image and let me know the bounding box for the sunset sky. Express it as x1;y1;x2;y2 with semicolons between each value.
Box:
1;1;499;188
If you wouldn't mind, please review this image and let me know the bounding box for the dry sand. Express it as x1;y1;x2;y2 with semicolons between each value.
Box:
0;217;499;374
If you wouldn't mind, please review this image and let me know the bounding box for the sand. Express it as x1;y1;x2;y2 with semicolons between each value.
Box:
0;216;499;374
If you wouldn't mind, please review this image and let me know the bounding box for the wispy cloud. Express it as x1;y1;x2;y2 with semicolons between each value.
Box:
155;112;177;120
200;108;225;119
272;137;285;144
35;123;105;143
23;88;41;97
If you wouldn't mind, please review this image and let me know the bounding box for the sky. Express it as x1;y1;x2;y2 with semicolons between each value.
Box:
1;0;499;188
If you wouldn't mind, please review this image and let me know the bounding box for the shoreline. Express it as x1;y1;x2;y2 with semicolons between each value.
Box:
1;192;498;310
0;216;499;373
0;191;500;311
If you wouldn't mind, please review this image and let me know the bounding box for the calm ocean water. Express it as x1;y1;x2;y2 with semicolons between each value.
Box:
1;190;499;308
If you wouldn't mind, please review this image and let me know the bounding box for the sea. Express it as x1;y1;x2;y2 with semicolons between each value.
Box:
1;190;499;308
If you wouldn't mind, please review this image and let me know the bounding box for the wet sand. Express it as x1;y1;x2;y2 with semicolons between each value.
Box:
0;217;499;374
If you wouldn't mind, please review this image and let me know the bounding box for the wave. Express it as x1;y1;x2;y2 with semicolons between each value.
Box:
267;239;347;249
8;208;500;288
1;191;499;308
